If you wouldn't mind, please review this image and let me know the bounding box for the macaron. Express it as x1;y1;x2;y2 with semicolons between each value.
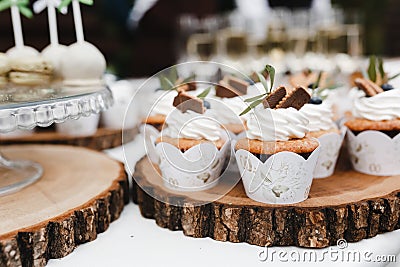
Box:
9;56;53;86
0;53;10;88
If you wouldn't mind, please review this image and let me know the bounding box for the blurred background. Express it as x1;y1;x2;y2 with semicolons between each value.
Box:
0;0;399;78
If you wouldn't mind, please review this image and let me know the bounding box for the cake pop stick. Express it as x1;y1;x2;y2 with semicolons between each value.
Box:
33;0;67;46
59;0;93;43
0;0;33;48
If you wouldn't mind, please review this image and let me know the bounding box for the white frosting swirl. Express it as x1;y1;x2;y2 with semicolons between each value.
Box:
210;97;248;124
162;110;222;141
246;106;309;141
148;90;177;116
300;103;337;131
353;89;400;121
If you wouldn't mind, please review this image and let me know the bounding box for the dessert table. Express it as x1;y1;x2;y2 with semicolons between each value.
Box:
46;134;400;267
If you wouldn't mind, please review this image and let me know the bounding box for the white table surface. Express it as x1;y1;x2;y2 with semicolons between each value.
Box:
45;134;400;267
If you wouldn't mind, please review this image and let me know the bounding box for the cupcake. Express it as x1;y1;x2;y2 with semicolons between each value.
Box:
142;72;198;130
289;69;328;89
300;102;340;137
211;76;251;134
344;78;400;175
235;85;321;204
210;75;267;135
299;97;344;178
143;89;177;131
147;90;230;191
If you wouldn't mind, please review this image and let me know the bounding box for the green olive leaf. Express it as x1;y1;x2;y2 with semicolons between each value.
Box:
182;73;196;83
265;64;275;92
239;98;264;116
367;55;377;82
313;71;323;90
159;75;175;91
388;72;400;81
196;86;212;99
168;66;179;83
377;57;385;81
256;72;269;93
243;93;268;102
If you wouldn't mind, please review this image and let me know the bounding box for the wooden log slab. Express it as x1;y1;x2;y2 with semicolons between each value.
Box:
0;127;139;151
0;145;129;266
132;153;400;248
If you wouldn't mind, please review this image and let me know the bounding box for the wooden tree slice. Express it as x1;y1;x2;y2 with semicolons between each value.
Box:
0;127;139;151
132;153;400;248
0;145;129;266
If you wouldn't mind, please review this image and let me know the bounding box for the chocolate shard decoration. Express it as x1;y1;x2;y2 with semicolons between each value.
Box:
173;91;205;114
262;86;287;109
225;75;249;95
250;70;269;83
175;78;197;92
302;68;312;76
177;84;189;92
186;81;197;91
215;80;242;98
175;78;188;92
364;78;384;94
350;71;363;87
275;86;311;110
354;78;381;97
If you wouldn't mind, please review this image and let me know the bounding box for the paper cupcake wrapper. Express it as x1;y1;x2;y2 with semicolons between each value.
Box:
313;128;346;178
227;131;247;140
141;124;231;191
234;145;320;204
346;128;400;176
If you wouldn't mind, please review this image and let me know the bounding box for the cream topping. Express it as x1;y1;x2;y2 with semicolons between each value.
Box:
246;106;309;141
162;109;221;141
300;103;337;131
353;89;400;121
148;90;177;116
210;96;248;124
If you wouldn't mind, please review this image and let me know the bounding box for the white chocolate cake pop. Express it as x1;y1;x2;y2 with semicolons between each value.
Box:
6;46;39;59
41;44;67;79
60;42;106;86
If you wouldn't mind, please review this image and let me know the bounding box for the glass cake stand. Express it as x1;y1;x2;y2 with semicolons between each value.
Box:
0;85;113;196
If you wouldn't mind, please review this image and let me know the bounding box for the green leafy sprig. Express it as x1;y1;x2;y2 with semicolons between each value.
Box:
367;55;377;82
160;76;175;91
158;66;196;91
58;0;93;11
240;65;275;116
0;0;33;18
367;55;400;83
308;70;342;100
196;86;211;99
